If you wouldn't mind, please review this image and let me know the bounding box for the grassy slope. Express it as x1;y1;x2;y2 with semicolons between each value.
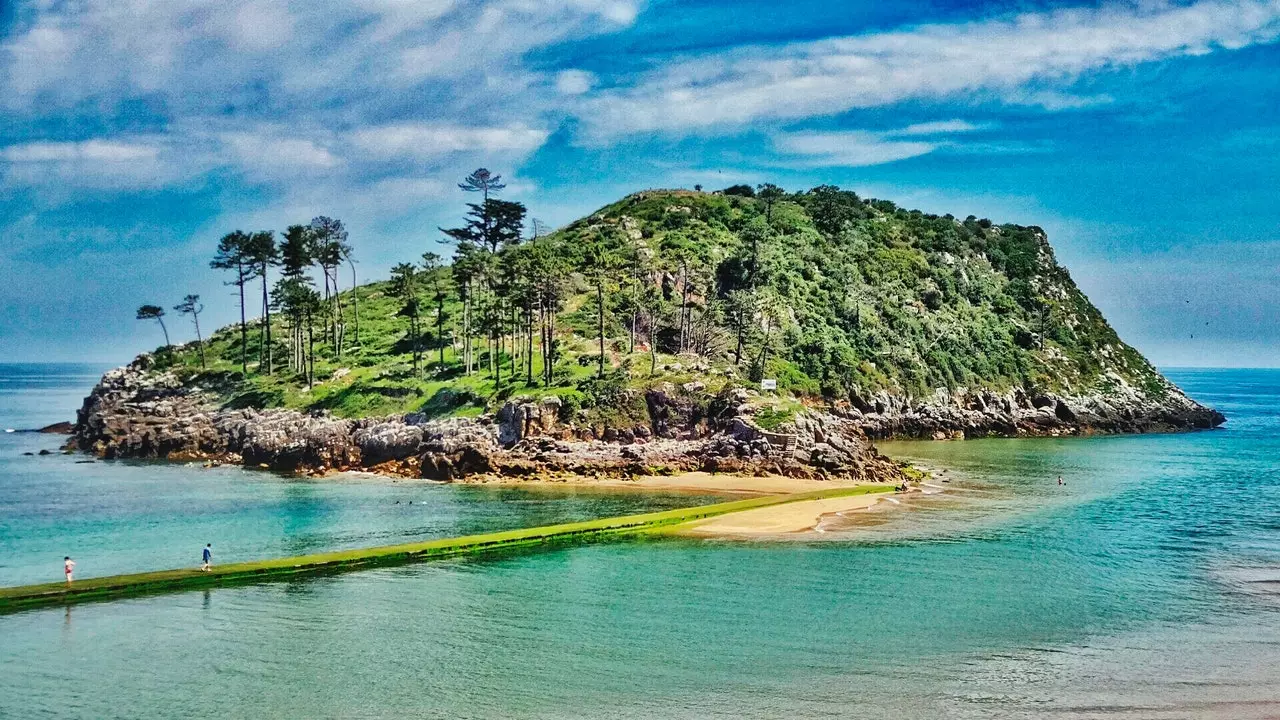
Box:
159;275;722;421
150;188;1169;422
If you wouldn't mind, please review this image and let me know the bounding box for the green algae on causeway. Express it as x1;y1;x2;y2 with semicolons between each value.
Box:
0;484;893;614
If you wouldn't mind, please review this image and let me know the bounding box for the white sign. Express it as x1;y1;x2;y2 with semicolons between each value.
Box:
760;378;777;391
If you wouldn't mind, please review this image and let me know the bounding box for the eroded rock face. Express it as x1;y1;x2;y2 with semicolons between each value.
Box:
496;396;562;445
71;359;906;484
845;373;1224;439
72;352;1221;483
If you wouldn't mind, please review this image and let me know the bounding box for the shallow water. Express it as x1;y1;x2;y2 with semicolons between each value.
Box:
2;365;1279;718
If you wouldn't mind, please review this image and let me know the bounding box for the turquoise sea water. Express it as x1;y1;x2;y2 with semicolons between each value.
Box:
2;365;1279;718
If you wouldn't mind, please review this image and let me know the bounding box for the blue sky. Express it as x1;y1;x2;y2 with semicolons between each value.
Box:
0;0;1278;366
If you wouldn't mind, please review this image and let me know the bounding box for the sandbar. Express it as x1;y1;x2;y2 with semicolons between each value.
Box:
677;490;893;536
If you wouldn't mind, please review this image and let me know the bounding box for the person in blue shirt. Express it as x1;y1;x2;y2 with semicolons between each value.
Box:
201;543;212;572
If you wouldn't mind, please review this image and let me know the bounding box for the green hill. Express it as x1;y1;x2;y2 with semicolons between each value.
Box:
144;185;1218;436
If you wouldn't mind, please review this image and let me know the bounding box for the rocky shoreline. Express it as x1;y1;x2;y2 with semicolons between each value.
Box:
846;375;1225;440
70;356;907;483
68;356;1223;483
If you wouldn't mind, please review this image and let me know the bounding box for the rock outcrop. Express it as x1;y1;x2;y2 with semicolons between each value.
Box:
71;344;1222;484
843;373;1223;439
71;356;906;484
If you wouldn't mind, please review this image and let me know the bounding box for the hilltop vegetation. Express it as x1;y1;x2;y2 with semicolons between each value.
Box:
140;177;1171;428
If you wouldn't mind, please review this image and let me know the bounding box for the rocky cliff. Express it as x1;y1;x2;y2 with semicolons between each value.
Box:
842;375;1223;439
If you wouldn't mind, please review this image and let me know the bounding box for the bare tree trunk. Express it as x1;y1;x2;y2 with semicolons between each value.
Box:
193;311;205;369
350;260;360;347
462;285;471;375
333;266;344;358
306;310;315;388
542;305;553;387
321;271;330;347
547;311;555;387
237;266;248;374
508;312;515;380
332;265;343;356
261;270;272;375
437;295;445;367
494;325;501;385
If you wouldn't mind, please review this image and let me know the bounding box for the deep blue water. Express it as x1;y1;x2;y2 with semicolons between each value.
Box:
1;365;1279;718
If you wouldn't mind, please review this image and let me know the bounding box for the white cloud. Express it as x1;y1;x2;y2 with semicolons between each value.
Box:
771;118;1003;167
580;0;1280;138
555;69;597;95
0;138;189;193
0;0;624;200
892;120;987;136
1;140;160;163
392;0;640;80
774;131;938;167
219;133;341;172
350;124;550;159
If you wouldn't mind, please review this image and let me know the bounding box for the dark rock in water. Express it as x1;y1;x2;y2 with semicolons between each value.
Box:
37;449;52;455
22;452;34;456
37;421;74;434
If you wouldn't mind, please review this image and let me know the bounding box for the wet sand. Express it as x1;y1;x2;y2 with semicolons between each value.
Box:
677;490;895;536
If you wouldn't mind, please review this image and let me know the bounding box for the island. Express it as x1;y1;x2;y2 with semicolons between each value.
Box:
71;182;1224;489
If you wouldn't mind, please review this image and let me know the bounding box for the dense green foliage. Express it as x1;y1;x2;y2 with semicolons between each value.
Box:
147;181;1167;420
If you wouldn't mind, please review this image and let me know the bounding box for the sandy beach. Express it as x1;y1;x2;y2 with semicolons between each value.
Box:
677;491;894;536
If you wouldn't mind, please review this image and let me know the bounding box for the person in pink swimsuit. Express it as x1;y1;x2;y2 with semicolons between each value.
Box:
64;556;75;585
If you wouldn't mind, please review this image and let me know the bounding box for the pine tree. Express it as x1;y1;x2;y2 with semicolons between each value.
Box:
582;228;623;378
244;231;278;374
210;231;255;373
173;295;205;368
422;252;451;368
309;216;350;357
390;263;423;374
135;305;170;348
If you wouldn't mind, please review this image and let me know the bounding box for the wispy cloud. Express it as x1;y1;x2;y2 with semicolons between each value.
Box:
1;140;159;163
350;124;550;160
0;0;641;225
580;0;1280;138
0;138;188;191
555;70;598;96
891;120;989;137
771;119;1002;167
774;131;939;167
